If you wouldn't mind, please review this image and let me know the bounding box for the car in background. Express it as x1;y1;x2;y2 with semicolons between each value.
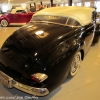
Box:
0;8;35;27
0;6;100;96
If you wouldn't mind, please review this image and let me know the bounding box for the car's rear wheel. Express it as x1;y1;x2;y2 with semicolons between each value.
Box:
1;19;8;27
68;52;81;78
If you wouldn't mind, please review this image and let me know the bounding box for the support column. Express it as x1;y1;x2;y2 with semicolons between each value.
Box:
40;1;42;5
81;0;84;6
68;0;72;6
34;2;36;11
30;4;31;8
50;0;53;7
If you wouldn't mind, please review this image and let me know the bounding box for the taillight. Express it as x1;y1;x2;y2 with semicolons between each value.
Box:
31;75;41;83
31;73;48;83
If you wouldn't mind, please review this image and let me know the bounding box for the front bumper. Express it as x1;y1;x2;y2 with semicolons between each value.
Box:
0;71;49;96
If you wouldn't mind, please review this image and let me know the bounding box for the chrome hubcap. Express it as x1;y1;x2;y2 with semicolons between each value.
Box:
1;20;8;27
71;52;81;76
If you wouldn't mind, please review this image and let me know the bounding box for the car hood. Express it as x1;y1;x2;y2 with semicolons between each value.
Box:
0;13;9;17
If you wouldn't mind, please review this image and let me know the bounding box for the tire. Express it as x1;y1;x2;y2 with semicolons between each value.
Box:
93;35;99;43
1;19;8;27
68;52;81;78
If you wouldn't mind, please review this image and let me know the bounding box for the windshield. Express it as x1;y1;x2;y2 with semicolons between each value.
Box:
31;15;67;24
31;15;81;27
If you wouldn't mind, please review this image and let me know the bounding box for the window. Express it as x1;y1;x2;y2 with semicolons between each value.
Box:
95;1;100;12
67;18;75;25
16;10;26;14
77;3;82;6
85;2;90;7
66;18;81;26
31;15;81;27
32;15;68;24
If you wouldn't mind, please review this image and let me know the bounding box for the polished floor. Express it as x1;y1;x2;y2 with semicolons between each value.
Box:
0;27;100;100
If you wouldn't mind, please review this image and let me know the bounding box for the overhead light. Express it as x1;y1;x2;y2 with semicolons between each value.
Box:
1;4;8;12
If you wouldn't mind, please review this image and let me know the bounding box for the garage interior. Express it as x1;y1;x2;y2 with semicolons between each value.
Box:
0;0;100;100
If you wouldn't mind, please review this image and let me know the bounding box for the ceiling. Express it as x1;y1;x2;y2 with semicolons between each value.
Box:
0;0;84;4
0;0;98;4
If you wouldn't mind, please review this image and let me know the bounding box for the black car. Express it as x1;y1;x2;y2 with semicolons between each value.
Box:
0;6;100;96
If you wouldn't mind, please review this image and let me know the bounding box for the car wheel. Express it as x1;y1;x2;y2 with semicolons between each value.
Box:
68;52;81;78
1;19;8;27
93;36;99;43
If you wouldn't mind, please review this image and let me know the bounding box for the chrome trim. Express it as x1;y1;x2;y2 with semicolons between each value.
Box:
13;81;49;96
10;23;26;25
0;71;49;96
0;71;13;88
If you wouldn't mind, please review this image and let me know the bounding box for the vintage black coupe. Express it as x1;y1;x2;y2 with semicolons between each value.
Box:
0;6;100;96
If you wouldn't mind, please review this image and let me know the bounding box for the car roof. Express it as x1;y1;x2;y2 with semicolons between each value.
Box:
34;6;95;26
11;8;25;14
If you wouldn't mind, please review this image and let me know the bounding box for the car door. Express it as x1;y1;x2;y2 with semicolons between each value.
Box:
81;23;94;53
15;10;27;23
16;13;27;23
26;12;34;23
7;13;18;23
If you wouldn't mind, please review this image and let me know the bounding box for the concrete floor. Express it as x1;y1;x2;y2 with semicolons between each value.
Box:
0;27;100;100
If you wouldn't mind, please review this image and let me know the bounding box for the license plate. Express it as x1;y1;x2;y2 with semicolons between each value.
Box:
0;71;13;88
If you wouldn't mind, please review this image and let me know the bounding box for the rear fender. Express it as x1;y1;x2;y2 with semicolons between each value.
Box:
45;38;82;92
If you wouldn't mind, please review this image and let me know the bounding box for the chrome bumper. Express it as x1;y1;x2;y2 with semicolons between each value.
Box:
0;71;49;96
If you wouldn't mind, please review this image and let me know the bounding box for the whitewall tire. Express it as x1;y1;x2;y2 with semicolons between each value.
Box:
68;52;81;78
1;19;8;27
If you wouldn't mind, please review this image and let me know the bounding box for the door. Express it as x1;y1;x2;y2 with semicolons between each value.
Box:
7;13;18;23
82;23;95;53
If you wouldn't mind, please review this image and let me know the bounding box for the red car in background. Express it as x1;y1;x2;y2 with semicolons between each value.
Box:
0;8;35;27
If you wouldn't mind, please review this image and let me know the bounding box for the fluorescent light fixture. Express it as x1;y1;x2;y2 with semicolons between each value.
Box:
1;4;8;12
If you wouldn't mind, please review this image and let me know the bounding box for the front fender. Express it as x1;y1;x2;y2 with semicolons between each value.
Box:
0;16;10;24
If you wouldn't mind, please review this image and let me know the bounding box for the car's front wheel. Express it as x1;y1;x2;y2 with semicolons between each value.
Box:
68;52;81;78
1;19;8;27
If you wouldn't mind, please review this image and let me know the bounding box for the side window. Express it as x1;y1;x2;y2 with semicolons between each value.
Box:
74;21;81;26
16;10;26;14
16;10;21;14
67;18;75;25
67;18;81;26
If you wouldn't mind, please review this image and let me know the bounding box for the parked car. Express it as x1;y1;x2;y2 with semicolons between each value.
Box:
0;6;100;96
0;8;35;27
